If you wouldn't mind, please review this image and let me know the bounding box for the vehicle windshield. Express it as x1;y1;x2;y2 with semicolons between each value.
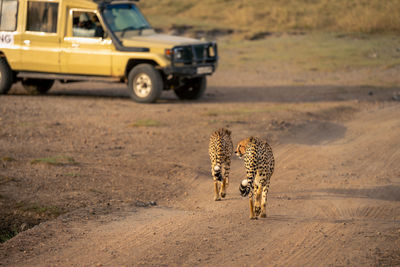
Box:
101;4;151;36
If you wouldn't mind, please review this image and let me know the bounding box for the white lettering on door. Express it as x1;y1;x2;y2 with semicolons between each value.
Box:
0;32;14;47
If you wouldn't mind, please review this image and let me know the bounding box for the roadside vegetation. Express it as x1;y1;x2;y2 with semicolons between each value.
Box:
141;1;400;75
141;0;400;37
30;156;78;166
1;200;63;243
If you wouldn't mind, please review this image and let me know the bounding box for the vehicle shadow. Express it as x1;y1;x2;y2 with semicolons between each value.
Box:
8;82;400;103
8;81;183;102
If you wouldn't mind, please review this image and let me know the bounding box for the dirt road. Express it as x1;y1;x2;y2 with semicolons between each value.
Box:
1;67;399;266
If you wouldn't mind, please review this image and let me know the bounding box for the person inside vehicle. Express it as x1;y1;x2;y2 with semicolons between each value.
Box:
73;13;96;37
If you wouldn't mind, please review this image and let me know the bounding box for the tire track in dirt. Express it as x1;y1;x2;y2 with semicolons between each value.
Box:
352;205;399;220
278;223;340;266
313;200;400;221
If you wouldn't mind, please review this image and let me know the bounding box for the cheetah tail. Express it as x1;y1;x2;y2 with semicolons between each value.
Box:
214;165;223;182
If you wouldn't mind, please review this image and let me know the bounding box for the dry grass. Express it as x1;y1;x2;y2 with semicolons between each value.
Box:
218;33;400;72
204;105;292;117
15;202;62;217
1;156;15;162
128;119;163;127
30;156;77;166
139;0;400;36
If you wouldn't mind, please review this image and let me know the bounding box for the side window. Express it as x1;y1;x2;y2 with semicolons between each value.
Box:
72;11;104;38
26;1;58;33
0;0;18;31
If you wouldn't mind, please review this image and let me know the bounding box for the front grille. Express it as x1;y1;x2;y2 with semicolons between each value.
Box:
171;42;218;66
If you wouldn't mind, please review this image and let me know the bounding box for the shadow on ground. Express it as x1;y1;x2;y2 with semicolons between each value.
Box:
207;85;400;103
7;83;400;103
281;185;400;202
322;185;400;202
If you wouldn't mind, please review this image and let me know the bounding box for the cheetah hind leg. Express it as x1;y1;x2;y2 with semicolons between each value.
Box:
220;164;229;198
214;180;221;201
249;194;256;220
220;178;227;198
212;165;222;201
220;162;230;198
254;185;263;217
224;162;230;187
260;182;270;218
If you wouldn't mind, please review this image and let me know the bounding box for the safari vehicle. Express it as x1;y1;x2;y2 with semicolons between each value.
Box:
0;0;218;103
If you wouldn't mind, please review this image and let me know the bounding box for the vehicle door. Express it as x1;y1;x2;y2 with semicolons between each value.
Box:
0;0;20;68
21;0;60;72
60;9;112;76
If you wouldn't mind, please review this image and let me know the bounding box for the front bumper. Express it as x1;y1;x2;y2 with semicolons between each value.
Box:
163;63;217;77
163;42;218;77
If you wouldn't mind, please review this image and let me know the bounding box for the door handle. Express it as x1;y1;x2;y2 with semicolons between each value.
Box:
23;40;31;45
72;43;80;48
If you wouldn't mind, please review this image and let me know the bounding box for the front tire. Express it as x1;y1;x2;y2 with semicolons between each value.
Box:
128;64;163;103
22;79;54;94
0;58;13;94
174;76;206;100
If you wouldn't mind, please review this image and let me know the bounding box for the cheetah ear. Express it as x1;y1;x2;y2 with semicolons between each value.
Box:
240;144;246;155
226;129;232;136
235;143;242;154
248;136;255;143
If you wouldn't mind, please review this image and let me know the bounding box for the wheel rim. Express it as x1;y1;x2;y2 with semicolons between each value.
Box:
134;73;152;98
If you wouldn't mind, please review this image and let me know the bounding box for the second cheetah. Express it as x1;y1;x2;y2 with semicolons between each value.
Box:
235;136;275;219
208;128;233;201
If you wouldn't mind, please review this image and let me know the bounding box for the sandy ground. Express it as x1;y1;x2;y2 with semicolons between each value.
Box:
0;63;399;266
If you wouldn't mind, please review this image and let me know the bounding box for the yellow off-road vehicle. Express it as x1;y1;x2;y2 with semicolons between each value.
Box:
0;0;218;103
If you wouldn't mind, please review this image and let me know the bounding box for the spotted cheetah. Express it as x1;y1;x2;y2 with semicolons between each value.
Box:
235;136;275;219
208;128;233;201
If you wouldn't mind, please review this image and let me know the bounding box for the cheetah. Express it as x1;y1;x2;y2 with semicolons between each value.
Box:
235;136;275;219
208;128;233;201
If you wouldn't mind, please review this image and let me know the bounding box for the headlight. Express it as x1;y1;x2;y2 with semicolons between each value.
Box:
165;47;184;60
173;48;183;59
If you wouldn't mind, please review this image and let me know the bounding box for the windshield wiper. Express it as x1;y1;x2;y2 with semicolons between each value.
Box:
137;25;149;36
120;26;136;37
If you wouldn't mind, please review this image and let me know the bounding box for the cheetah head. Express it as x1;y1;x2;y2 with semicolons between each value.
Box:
235;137;253;158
